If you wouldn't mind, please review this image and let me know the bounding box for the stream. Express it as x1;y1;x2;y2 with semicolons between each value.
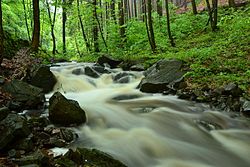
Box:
47;62;250;167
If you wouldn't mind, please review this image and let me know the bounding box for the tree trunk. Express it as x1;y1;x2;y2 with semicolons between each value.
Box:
148;0;157;52
62;0;67;54
119;0;126;47
77;0;91;52
0;0;4;64
110;0;116;23
212;0;218;30
165;0;175;47
93;0;99;52
46;0;57;54
134;0;137;18
31;0;40;52
157;0;163;16
191;0;198;15
143;0;152;51
22;0;31;41
228;0;235;8
205;0;217;31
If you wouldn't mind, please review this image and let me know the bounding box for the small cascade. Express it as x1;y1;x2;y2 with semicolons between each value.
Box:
48;63;250;167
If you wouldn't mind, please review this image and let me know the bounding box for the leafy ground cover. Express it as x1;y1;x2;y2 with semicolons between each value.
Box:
75;5;249;93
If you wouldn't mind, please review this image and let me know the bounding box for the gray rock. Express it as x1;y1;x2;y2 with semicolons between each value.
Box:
24;65;57;93
0;107;10;121
0;114;30;150
49;92;86;126
223;82;243;97
139;59;187;93
2;80;45;110
114;72;135;83
242;100;250;117
12;149;49;166
57;148;127;167
72;68;84;75
130;64;145;71
93;64;111;74
97;55;122;68
84;66;100;78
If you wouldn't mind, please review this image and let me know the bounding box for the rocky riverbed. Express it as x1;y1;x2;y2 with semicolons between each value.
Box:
0;54;250;167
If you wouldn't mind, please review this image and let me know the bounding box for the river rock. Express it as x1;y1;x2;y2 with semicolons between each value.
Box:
84;66;100;78
138;59;187;93
12;149;49;166
242;100;250;117
55;147;127;167
92;63;111;74
0;107;10;121
113;72;135;83
0;114;30;150
49;92;86;126
97;55;122;68
222;82;243;97
2;80;45;111
72;68;84;75
23;65;57;93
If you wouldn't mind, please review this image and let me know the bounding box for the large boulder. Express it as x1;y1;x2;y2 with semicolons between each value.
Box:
97;55;122;68
2;80;45;110
0;114;31;150
49;92;86;126
138;59;187;93
23;65;57;93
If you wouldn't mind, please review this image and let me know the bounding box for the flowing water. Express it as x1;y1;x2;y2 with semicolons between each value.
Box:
48;63;250;167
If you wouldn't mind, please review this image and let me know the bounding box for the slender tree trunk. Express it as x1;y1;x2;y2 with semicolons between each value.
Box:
205;0;217;31
62;0;67;54
134;0;137;18
110;0;116;23
31;0;40;52
22;0;31;41
0;0;4;64
212;0;218;30
119;0;126;47
156;0;163;16
93;0;99;52
191;0;198;15
46;0;57;54
165;0;175;47
148;0;157;52
77;0;91;51
94;10;108;51
143;0;152;51
228;0;235;8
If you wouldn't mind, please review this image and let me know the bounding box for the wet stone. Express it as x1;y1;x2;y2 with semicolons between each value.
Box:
72;68;84;75
0;107;10;121
84;66;100;78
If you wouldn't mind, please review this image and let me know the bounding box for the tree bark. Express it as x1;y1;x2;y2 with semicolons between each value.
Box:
62;0;67;54
93;0;99;52
191;0;198;15
143;0;152;51
119;0;126;47
134;0;137;18
148;0;157;52
31;0;40;52
46;0;57;54
157;0;163;16
165;0;175;47
228;0;236;8
212;0;218;30
0;0;4;64
22;0;31;41
77;0;91;52
110;0;116;23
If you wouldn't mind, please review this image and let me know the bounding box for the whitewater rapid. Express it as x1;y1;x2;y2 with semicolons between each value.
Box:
47;62;250;167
